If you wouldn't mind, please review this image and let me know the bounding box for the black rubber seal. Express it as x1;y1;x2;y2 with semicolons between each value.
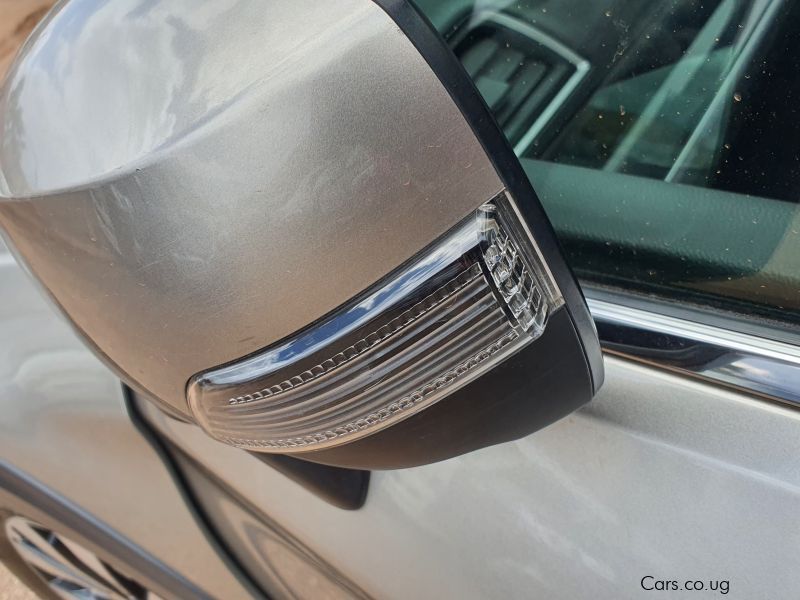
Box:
125;386;269;598
129;385;369;511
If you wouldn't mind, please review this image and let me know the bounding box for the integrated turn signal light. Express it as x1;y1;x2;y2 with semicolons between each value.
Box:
187;192;563;452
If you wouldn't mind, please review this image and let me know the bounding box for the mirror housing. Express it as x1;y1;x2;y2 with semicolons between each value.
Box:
0;0;602;468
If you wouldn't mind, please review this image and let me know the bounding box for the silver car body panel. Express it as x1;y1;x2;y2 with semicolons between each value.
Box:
141;352;800;599
1;1;799;598
0;0;503;415
8;210;800;597
0;237;251;599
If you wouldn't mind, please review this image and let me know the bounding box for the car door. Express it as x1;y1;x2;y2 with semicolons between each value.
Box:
139;0;800;597
5;0;800;598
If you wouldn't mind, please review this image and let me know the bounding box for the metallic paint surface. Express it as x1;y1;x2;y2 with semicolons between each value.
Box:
0;238;252;599
0;0;504;414
142;356;800;599
1;1;792;596
4;171;799;596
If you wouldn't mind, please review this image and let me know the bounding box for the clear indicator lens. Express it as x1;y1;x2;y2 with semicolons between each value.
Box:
479;203;550;336
187;192;562;452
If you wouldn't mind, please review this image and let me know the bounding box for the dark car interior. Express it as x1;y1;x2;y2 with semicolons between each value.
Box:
415;0;800;330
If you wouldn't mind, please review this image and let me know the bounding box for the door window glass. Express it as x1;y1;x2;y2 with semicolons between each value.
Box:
415;0;800;327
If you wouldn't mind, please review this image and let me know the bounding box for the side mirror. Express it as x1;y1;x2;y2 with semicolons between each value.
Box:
0;0;602;469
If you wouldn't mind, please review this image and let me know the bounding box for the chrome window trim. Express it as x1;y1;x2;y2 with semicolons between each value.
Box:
588;297;800;407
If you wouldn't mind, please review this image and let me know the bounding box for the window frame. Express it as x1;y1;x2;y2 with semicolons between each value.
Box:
586;285;800;408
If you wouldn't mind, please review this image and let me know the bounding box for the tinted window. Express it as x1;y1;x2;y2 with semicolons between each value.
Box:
415;0;800;327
